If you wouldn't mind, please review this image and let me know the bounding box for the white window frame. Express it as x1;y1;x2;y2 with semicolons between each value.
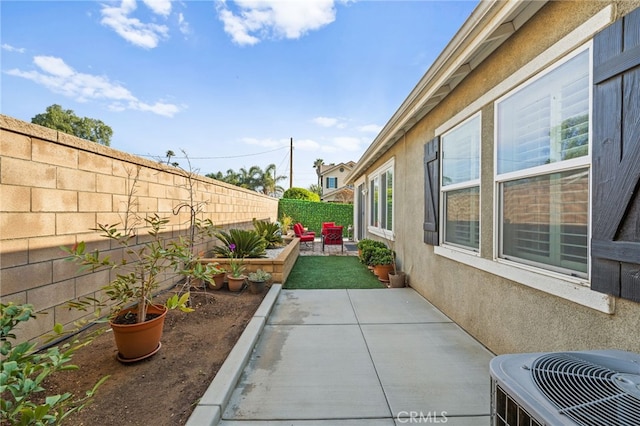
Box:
433;8;615;314
367;158;395;240
494;44;592;280
440;112;481;253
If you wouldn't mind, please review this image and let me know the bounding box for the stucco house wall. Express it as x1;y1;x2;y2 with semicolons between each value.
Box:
349;1;640;355
0;115;279;343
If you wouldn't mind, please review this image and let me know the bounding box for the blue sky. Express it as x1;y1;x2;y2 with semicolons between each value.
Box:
1;0;477;189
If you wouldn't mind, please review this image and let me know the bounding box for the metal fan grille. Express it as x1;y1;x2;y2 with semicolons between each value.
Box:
531;353;640;426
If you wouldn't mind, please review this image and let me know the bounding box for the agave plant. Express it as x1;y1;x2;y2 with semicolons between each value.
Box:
211;229;267;258
253;219;283;248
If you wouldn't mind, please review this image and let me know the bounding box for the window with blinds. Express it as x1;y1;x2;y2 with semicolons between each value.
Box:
441;113;480;251
497;49;589;174
368;159;394;234
496;46;590;277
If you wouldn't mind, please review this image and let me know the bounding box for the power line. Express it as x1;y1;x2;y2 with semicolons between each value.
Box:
135;146;288;160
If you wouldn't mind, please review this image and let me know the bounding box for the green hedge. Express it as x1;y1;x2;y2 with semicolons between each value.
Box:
278;199;353;235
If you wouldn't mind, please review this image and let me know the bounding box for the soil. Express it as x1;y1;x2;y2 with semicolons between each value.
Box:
40;286;267;426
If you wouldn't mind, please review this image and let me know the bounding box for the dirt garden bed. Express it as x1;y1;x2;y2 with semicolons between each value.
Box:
40;287;267;426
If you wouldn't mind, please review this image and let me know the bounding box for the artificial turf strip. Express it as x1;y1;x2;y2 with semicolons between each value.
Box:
284;256;386;289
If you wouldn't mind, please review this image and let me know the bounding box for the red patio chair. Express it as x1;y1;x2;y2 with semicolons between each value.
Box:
321;222;335;238
293;223;315;249
322;226;344;252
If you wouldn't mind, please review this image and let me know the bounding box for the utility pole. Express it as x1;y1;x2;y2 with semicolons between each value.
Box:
289;137;293;188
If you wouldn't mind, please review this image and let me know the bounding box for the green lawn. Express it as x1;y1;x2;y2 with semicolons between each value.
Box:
284;256;386;289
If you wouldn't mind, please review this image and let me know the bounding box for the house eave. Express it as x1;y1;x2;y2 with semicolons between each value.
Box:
346;0;548;184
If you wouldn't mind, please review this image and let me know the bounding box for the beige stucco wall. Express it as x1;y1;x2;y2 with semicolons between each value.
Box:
363;1;640;355
0;114;278;343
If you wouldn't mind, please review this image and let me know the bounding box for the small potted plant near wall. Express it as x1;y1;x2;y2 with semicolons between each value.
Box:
247;269;271;294
226;244;247;292
369;246;395;283
64;214;218;362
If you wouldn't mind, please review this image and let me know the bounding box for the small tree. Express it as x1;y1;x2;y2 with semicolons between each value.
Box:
32;104;113;146
1;303;108;425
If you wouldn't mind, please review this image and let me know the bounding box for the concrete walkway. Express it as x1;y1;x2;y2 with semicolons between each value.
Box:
187;286;494;425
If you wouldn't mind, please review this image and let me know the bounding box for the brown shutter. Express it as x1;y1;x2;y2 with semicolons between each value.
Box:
423;136;440;245
591;7;640;301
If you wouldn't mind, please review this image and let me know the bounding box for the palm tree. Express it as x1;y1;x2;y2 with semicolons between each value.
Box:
313;158;324;189
250;164;287;196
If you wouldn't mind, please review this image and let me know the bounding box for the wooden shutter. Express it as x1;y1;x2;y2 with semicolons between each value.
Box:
591;8;640;301
423;136;440;245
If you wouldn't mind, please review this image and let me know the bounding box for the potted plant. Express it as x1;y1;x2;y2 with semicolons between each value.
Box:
369;246;395;283
358;239;387;271
247;269;271;294
207;264;227;291
226;243;246;292
63;214;218;362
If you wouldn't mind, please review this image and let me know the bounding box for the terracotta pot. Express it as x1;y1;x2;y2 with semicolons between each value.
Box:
388;271;406;288
227;275;246;292
248;280;266;294
373;264;394;282
207;272;226;291
110;304;167;362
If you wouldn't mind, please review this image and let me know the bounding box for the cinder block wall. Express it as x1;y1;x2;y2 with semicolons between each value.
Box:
0;114;279;343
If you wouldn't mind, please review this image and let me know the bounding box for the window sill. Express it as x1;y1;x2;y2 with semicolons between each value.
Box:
367;227;394;242
434;246;614;314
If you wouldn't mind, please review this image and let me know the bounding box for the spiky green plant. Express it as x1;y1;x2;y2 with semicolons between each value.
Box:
253;219;283;248
211;229;267;258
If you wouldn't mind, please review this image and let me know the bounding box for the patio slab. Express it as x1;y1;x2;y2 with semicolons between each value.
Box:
222;323;390;420
363;322;492;417
267;289;358;325
193;287;494;425
348;287;452;324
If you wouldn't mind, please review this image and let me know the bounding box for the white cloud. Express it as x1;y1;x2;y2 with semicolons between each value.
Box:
331;136;362;151
312;116;348;129
242;137;290;148
313;116;339;127
6;55;181;117
291;138;321;151
217;0;338;46
100;0;170;49
358;123;382;133
178;12;191;36
142;0;172;17
1;43;26;53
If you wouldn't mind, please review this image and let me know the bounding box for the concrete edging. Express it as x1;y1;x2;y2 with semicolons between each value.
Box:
185;284;282;426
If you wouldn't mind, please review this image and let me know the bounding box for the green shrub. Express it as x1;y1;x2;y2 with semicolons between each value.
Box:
368;247;395;266
357;239;387;265
278;198;353;234
211;229;267;258
282;187;320;202
1;302;108;425
253;219;283;248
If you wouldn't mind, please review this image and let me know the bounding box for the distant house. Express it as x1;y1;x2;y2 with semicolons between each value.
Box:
320;161;355;203
347;1;640;355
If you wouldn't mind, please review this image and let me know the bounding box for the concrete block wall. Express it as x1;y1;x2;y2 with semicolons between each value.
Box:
0;114;279;343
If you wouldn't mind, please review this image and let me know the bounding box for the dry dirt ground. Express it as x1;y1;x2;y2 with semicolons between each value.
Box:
41;286;267;426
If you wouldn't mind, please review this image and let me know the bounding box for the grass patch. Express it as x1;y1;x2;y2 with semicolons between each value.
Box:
284;256;386;289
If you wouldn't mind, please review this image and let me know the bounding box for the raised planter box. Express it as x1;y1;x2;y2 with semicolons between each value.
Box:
199;238;300;284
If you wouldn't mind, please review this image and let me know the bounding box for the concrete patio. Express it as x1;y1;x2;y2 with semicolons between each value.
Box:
187;286;494;425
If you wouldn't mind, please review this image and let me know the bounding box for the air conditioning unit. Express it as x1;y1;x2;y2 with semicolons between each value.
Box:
490;350;640;426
